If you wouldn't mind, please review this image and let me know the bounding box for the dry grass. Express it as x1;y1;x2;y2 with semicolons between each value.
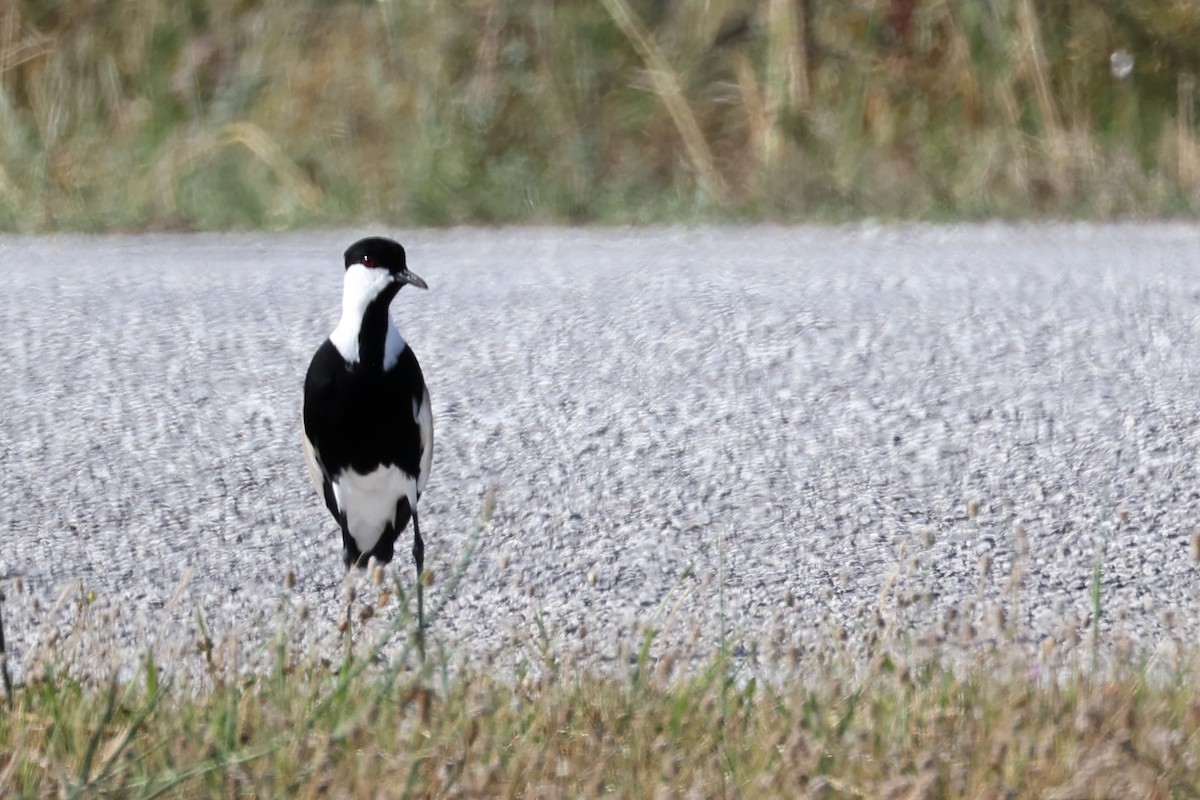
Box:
1;0;1198;230
2;589;1200;799
2;502;1200;800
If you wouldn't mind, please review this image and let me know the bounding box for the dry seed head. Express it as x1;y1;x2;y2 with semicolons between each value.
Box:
1077;700;1107;734
656;651;677;680
1190;528;1200;562
283;570;295;589
481;487;497;519
587;570;597;586
373;565;384;585
788;646;802;669
967;499;980;518
978;552;992;577
990;605;1006;633
358;605;375;623
1115;633;1132;660
422;569;434;587
1014;524;1029;556
1117;507;1129;523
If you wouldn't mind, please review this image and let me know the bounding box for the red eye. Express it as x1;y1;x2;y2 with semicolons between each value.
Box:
361;255;376;268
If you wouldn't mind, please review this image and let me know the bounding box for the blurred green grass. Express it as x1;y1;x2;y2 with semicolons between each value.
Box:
1;0;1198;230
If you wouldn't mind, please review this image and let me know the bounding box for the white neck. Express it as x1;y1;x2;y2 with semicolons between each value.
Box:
329;264;407;369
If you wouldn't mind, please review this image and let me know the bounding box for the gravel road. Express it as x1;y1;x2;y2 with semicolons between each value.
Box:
2;224;1200;681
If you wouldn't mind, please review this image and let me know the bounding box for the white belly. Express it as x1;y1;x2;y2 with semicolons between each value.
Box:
331;465;418;554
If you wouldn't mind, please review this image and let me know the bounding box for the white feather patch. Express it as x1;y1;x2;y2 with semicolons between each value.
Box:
415;386;433;498
331;465;419;555
330;263;407;366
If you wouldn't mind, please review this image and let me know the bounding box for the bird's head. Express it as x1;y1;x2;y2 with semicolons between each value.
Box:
343;237;429;297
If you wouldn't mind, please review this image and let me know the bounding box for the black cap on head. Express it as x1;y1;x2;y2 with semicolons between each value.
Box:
344;237;407;273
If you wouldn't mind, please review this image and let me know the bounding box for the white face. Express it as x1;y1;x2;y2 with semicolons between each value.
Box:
329;263;402;364
341;263;396;315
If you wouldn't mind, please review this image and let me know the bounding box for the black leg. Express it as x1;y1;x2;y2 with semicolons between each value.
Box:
412;511;425;658
340;514;358;570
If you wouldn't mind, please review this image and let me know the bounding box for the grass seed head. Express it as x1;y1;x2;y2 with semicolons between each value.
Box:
1014;524;1029;556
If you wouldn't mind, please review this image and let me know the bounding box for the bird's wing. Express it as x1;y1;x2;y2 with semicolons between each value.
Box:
301;415;325;496
415;384;433;497
302;413;340;518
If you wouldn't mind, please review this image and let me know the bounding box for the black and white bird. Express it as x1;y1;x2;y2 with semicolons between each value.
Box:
302;237;433;629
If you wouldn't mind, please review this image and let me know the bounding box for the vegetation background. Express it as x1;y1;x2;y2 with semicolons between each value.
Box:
2;0;1199;231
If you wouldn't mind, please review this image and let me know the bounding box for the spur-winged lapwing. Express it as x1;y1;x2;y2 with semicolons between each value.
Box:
302;236;433;631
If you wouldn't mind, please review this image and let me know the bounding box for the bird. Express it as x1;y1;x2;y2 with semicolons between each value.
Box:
302;236;433;635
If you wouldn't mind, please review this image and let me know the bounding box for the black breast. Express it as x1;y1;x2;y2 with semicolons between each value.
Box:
303;340;426;479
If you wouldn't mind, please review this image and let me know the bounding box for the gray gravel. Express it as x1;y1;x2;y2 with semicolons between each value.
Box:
2;224;1200;681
